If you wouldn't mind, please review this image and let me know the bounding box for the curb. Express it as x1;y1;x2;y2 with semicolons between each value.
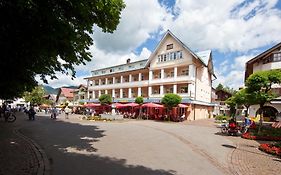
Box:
14;129;50;175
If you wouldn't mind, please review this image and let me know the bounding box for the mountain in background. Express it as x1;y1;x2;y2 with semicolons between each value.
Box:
43;86;59;95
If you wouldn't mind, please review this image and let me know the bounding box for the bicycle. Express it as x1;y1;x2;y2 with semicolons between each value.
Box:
1;111;16;122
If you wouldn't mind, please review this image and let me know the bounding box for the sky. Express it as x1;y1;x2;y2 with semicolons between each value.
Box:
37;0;281;90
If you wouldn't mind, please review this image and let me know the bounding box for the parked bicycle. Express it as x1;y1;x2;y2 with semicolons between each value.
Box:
0;111;16;122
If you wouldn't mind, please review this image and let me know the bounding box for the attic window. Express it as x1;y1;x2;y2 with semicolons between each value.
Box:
167;44;173;50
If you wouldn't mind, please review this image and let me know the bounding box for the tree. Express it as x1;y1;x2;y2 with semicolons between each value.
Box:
135;96;144;104
24;86;49;105
246;70;281;129
99;94;112;105
0;0;125;99
161;93;182;120
225;96;236;119
233;88;255;118
216;83;224;91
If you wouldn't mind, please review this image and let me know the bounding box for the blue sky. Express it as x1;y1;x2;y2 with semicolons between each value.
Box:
40;0;281;89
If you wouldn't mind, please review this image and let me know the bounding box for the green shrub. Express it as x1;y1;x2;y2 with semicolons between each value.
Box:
215;115;230;121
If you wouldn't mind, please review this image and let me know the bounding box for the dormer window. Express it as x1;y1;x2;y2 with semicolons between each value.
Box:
167;44;173;50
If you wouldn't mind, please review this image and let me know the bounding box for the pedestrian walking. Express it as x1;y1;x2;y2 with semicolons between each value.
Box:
51;107;58;119
28;106;36;120
64;106;71;119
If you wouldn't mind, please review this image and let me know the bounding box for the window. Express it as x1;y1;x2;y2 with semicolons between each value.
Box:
167;44;173;50
101;70;106;74
157;51;183;63
273;53;281;62
110;68;114;73
129;65;135;69
118;67;124;70
180;87;188;93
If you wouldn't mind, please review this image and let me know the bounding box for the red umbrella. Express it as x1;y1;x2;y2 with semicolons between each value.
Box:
142;102;164;108
83;103;101;108
178;104;189;108
114;103;127;108
123;102;140;107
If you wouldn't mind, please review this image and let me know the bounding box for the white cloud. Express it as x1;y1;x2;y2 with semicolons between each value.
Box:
37;46;151;88
93;0;172;53
213;54;255;89
36;73;86;88
164;0;281;52
36;0;281;90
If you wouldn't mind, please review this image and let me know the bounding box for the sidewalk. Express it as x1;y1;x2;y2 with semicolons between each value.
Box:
185;118;281;175
0;112;49;175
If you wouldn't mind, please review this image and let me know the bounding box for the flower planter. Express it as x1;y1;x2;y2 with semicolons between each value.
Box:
241;132;281;141
259;143;281;157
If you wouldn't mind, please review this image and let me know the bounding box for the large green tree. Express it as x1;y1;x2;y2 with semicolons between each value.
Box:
233;88;255;118
0;0;125;99
24;86;49;105
246;70;281;127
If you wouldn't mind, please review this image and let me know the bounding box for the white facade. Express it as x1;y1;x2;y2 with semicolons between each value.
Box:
245;42;281;120
85;30;215;120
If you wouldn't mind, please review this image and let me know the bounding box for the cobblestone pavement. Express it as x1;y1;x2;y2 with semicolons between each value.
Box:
0;112;49;175
186;118;281;175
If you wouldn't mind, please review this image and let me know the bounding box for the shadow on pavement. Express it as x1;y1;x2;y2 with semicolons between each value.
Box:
20;114;176;175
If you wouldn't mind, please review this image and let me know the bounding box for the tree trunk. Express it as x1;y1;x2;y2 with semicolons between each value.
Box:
258;104;264;134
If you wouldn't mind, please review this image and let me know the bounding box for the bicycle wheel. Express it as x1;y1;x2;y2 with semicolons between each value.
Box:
7;114;16;122
221;126;227;134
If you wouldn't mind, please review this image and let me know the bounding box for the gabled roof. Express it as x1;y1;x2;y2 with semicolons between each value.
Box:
245;42;281;80
60;88;74;98
196;50;211;66
246;42;281;64
145;30;207;68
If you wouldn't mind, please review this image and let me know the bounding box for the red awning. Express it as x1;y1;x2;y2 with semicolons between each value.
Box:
114;103;127;108
123;102;140;107
178;104;189;108
142;102;164;108
83;103;101;108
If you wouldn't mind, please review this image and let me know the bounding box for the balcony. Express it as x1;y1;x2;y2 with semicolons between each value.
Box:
88;80;149;90
150;75;195;85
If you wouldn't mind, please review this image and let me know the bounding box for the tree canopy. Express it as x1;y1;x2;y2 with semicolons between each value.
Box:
246;70;281;107
161;93;182;109
0;0;125;99
215;83;236;95
99;94;112;105
135;96;144;104
24;86;50;105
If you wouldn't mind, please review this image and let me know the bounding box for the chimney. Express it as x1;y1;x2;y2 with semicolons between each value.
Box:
126;58;131;64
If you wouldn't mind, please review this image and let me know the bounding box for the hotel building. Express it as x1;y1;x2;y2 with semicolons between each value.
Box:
85;30;216;120
245;42;281;119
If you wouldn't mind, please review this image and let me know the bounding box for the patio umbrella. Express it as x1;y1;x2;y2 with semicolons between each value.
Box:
114;103;127;108
178;104;189;108
142;102;164;108
83;103;101;108
123;102;140;107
